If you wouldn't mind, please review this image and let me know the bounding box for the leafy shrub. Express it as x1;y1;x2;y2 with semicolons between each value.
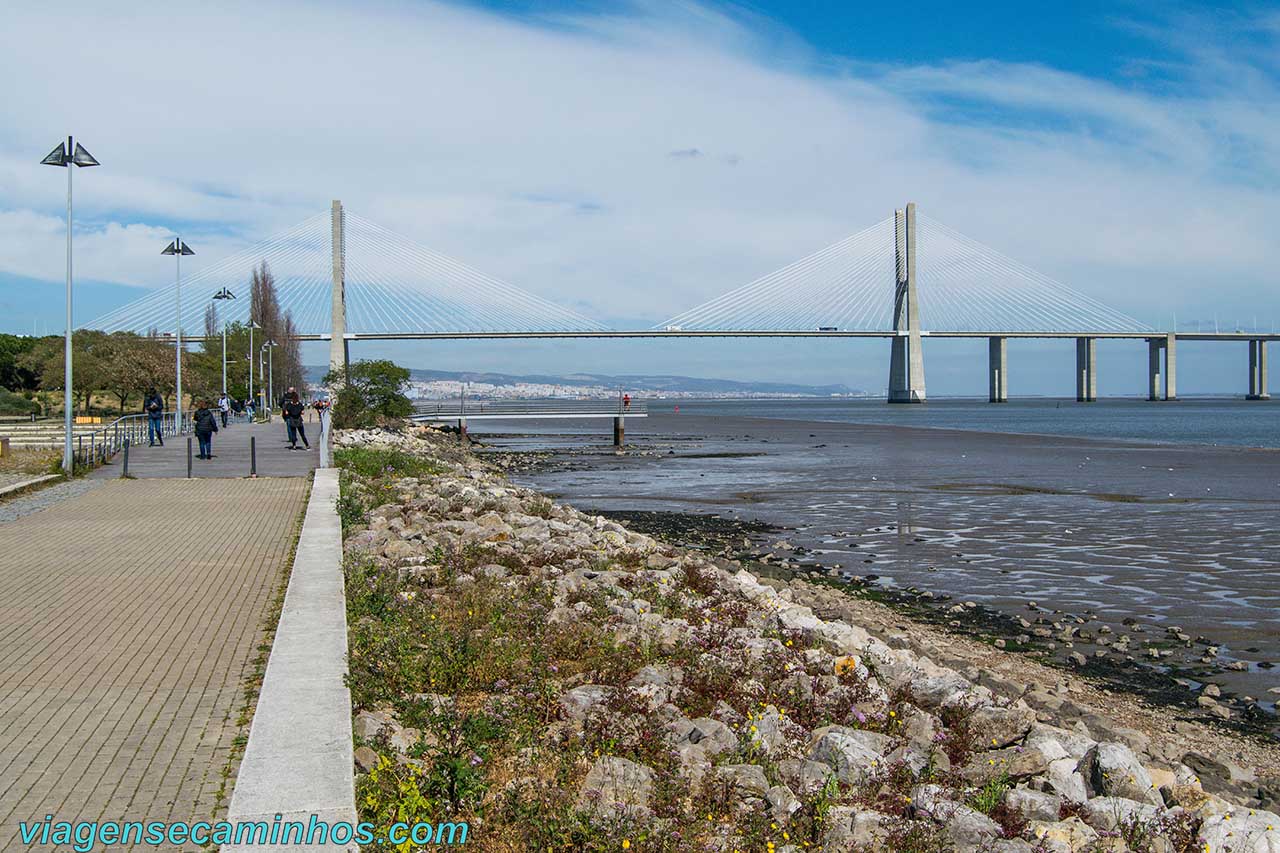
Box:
325;360;413;429
0;387;40;416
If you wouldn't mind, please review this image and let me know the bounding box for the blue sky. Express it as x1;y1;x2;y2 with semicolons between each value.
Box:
2;0;1278;394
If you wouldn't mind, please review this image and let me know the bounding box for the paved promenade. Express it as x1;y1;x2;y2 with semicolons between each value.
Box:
0;474;310;849
91;418;320;480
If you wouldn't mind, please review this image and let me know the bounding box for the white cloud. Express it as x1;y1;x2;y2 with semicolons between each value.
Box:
0;0;1277;337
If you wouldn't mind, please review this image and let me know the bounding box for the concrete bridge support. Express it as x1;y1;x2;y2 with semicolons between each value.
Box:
1147;334;1177;401
888;203;926;403
1147;338;1163;401
328;200;349;379
1075;337;1097;402
613;416;625;448
988;336;1007;402
1248;340;1270;400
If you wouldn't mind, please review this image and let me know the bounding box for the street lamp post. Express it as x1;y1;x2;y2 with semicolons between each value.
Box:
212;288;235;395
40;136;99;474
262;340;278;412
247;319;260;414
162;238;195;431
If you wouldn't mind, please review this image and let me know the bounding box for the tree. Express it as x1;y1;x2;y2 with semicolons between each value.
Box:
203;302;218;340
0;333;41;391
21;330;112;413
134;334;177;412
324;359;412;428
98;334;152;414
249;261;306;394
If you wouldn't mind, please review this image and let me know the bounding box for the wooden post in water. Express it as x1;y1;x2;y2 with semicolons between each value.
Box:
613;416;624;449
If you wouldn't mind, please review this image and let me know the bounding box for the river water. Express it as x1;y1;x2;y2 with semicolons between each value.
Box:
473;398;1280;706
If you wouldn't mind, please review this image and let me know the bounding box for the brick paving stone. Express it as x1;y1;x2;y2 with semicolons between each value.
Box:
0;477;309;851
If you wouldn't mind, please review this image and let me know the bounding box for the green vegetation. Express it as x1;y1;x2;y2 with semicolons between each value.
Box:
967;771;1012;815
1;263;307;416
325;359;413;428
337;446;910;852
0;387;40;416
334;446;444;480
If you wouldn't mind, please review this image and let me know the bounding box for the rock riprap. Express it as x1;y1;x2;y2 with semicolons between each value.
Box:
338;426;1278;852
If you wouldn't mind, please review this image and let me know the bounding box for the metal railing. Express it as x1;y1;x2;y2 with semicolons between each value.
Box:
72;411;190;469
412;398;647;417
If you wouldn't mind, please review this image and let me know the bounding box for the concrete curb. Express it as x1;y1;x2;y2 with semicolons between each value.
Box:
0;473;61;500
223;468;357;851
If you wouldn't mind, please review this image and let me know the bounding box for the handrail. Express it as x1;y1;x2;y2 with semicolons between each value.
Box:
72;411;191;469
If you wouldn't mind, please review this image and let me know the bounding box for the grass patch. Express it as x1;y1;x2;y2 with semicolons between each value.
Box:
334;446;446;480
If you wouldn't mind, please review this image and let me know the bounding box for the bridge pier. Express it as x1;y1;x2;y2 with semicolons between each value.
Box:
988;336;1007;402
1075;337;1097;402
888;203;926;403
328;200;349;379
1147;338;1163;401
613;416;624;448
1147;334;1177;401
1248;340;1270;400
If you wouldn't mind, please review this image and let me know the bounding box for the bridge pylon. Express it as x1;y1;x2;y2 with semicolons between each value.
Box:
329;199;349;379
888;202;926;403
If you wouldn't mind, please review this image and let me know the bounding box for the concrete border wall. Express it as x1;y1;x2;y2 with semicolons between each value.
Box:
0;474;61;500
223;468;356;851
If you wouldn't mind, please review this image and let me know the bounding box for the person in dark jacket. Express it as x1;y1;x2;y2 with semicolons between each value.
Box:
283;391;309;450
193;399;219;459
144;389;165;446
282;386;297;443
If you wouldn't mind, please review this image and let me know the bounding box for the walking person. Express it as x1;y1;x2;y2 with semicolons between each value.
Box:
144;388;165;446
217;392;231;428
284;391;309;450
282;386;297;443
193;399;219;459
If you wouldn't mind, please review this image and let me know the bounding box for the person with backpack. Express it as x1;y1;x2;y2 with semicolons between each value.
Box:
283;391;309;450
144;388;165;446
193;399;219;459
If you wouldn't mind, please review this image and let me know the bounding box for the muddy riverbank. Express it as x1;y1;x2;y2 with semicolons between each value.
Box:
471;413;1280;730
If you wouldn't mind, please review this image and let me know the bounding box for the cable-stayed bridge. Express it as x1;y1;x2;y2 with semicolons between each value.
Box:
88;201;1274;403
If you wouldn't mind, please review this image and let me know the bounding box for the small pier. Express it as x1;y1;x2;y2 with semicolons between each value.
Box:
412;399;647;447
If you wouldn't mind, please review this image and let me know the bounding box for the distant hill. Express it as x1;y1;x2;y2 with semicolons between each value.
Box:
306;365;862;397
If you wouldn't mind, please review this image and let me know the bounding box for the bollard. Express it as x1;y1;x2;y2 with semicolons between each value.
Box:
122;439;130;478
187;437;193;478
250;435;257;478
